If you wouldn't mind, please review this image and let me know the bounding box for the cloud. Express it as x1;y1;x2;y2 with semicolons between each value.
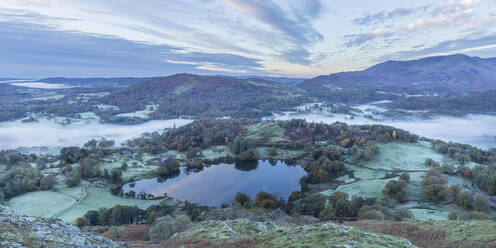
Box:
353;6;426;26
376;32;496;61
161;49;264;73
221;0;323;65
0;21;265;78
345;29;394;48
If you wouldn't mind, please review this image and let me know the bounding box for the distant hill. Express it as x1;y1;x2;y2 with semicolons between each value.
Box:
299;54;496;98
99;73;310;119
39;77;149;87
236;75;307;85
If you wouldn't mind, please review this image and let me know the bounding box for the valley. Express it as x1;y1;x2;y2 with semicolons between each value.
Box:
1;54;496;247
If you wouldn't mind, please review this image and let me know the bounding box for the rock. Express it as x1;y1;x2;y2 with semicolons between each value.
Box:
0;205;119;248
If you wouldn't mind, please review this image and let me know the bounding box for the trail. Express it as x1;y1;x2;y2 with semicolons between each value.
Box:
51;181;89;220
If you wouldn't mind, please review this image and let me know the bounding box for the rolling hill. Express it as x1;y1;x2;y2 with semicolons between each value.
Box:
299;54;496;98
99;73;311;120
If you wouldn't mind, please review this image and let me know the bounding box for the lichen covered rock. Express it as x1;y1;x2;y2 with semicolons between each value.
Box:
0;205;118;248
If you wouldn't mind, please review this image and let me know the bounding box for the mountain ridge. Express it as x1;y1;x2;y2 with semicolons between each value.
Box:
298;54;496;96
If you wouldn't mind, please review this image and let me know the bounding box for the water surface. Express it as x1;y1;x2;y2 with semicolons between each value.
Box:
122;160;306;206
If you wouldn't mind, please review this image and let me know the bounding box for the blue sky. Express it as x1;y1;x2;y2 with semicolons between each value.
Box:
1;0;495;78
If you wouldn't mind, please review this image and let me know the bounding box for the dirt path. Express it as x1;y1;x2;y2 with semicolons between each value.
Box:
51;181;89;220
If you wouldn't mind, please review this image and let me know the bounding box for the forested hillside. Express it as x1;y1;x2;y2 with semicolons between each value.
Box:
99;73;311;119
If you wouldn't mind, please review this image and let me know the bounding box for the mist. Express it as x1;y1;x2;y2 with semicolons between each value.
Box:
271;112;496;150
0;118;192;153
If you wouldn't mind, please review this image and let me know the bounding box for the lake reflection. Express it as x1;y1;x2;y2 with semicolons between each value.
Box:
122;160;306;206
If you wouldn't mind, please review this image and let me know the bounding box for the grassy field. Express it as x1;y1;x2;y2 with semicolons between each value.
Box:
201;145;232;160
7;182;84;219
322;179;391;198
320;141;488;222
246;122;288;143
58;181;163;223
365;141;443;171
98;154;158;181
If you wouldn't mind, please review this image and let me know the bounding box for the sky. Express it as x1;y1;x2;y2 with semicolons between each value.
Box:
1;0;496;78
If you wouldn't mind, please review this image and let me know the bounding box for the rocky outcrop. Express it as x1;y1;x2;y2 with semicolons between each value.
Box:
0;205;118;248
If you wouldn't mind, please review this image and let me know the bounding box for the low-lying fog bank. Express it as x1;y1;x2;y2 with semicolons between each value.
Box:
269;112;496;150
0;118;192;153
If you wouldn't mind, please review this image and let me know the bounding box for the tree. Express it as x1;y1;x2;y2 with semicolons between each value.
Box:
319;205;336;220
238;148;260;161
235;192;251;208
328;191;348;206
111;168;123;184
383;180;408;203
254;191;276;209
66;173;81;187
424;184;448;203
457;191;474;209
473;193;490;212
449;185;461;201
399;173;410;183
448;211;458;220
121;162;128;171
40;175;57;190
298;193;326;217
394;208;413;221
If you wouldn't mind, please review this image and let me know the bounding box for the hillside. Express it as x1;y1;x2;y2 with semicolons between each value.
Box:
158;218;415;247
299;54;496;100
99;73;311;120
236;75;307;85
385;90;496;116
0;205;117;248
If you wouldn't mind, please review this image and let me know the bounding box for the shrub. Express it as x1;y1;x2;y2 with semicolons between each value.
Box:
75;217;86;228
394;208;413;221
328;191;348;206
319;205;336;220
358;209;385;220
425;158;441;168
268;147;278;156
424;184;448;203
420;176;446;187
334;199;351;217
457;191;474;209
448;211;458;220
66;174;81;187
449;185;461;201
288;191;302;202
473;193;491;212
383;180;408;203
254;191;277;209
238;148;260;161
297;193;326;217
234;192;251;208
470;211;489;220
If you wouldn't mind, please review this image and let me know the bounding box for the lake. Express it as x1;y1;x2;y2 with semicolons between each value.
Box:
122;160;307;206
